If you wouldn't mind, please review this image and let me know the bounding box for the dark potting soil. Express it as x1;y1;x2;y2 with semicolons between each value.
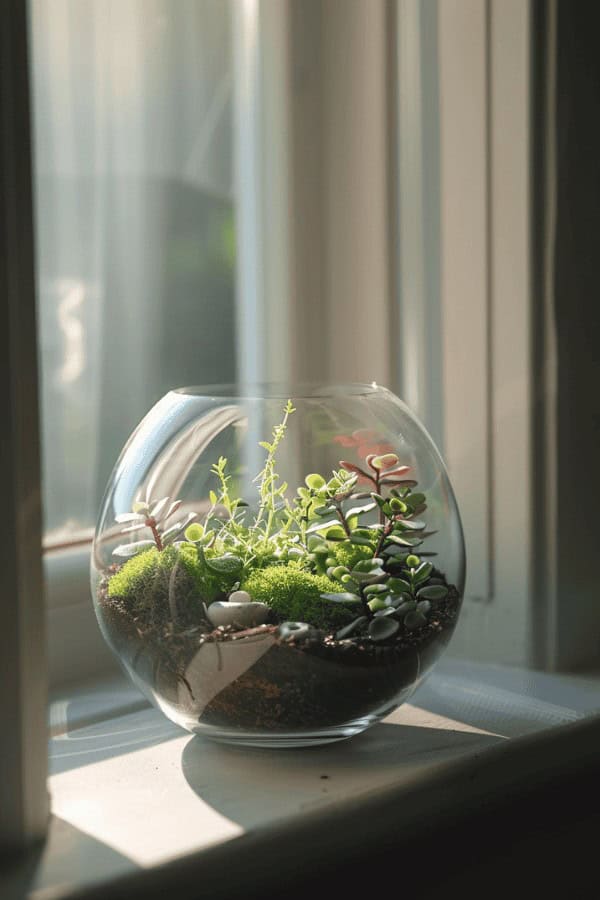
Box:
196;588;459;730
96;574;460;733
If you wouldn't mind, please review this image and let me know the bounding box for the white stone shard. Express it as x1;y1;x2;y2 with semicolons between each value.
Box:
177;630;276;714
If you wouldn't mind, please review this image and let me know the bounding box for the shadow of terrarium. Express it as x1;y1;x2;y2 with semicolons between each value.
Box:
181;721;502;830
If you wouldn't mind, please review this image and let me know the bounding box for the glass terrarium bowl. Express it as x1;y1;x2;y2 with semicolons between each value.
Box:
92;383;465;747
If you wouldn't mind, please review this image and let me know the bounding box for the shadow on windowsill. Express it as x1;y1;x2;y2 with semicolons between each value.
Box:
181;719;502;830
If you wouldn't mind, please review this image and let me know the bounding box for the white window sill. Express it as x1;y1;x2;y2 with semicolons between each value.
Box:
4;658;600;899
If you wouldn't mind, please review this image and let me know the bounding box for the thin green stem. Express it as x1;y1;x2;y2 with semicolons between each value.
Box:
254;401;294;537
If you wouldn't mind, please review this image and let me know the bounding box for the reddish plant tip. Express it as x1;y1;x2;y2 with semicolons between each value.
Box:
339;460;367;476
374;453;400;470
382;465;411;478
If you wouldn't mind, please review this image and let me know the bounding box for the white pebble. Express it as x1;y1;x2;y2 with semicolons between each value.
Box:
229;590;252;604
207;600;270;629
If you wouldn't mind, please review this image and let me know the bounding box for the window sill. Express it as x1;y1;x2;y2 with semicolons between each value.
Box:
5;658;600;899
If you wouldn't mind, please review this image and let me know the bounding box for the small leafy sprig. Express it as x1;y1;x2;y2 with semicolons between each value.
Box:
253;399;295;539
201;456;250;550
299;454;420;549
338;453;414;523
173;402;299;577
370;489;429;557
210;456;248;523
113;496;196;558
299;468;360;538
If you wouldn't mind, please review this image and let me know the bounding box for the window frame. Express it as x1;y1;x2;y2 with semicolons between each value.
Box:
0;0;48;852
434;0;534;665
42;0;553;682
3;0;595;857
41;0;575;679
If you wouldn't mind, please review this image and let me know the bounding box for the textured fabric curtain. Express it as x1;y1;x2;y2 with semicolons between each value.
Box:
30;0;236;538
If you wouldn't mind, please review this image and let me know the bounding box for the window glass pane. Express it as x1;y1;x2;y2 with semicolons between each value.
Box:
30;0;236;541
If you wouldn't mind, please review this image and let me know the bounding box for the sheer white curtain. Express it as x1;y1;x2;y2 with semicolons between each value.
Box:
30;0;236;540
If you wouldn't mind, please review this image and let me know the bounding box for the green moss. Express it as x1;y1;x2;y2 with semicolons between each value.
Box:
107;547;161;601
107;546;204;628
331;542;373;572
178;542;217;597
242;565;353;630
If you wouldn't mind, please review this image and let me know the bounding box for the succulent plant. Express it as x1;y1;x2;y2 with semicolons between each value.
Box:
113;496;197;558
108;400;450;643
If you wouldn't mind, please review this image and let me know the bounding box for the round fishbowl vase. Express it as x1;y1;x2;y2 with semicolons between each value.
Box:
92;384;465;747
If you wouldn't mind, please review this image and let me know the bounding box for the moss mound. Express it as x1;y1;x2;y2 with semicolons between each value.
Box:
107;547;160;601
177;543;239;602
107;546;204;628
242;565;353;630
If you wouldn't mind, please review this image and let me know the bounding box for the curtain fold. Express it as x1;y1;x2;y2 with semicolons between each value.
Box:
31;0;236;538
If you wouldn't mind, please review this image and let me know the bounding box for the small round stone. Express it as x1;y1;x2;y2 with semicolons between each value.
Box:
278;621;316;642
207;600;270;629
229;590;252;604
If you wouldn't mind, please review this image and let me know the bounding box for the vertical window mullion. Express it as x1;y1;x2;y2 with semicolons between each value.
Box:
0;0;48;851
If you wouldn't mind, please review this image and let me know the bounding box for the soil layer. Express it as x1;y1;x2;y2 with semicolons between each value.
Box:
96;576;460;734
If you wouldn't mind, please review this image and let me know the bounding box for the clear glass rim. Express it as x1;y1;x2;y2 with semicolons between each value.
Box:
171;381;388;401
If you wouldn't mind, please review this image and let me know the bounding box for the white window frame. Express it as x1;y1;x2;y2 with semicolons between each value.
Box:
434;0;534;666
